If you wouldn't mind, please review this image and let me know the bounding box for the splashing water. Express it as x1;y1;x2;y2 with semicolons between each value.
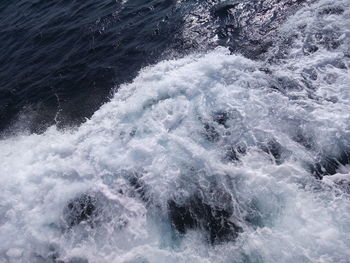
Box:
1;0;350;262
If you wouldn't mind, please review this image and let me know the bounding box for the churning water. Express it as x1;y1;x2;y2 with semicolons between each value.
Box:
0;0;350;262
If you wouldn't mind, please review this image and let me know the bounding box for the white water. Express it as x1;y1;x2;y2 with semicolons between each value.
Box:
1;0;350;262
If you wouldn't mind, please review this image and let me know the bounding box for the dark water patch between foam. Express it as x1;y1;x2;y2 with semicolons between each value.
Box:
168;189;242;244
310;150;350;178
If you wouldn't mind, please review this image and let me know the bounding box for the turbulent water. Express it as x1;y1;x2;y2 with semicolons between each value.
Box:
1;0;350;262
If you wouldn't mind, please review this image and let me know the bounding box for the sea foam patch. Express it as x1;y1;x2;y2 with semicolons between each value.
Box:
1;0;350;262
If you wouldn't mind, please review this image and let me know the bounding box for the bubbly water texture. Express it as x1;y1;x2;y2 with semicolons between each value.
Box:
1;0;350;262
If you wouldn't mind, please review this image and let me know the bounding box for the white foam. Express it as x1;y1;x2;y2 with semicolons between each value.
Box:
1;0;350;262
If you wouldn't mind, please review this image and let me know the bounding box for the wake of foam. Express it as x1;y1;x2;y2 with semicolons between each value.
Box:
1;0;350;262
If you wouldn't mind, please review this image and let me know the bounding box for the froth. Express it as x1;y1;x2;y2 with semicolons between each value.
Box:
1;0;350;262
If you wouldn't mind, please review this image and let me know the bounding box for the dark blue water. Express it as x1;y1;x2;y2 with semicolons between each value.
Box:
0;0;311;134
0;0;180;133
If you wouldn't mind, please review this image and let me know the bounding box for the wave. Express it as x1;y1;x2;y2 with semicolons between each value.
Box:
0;0;350;262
